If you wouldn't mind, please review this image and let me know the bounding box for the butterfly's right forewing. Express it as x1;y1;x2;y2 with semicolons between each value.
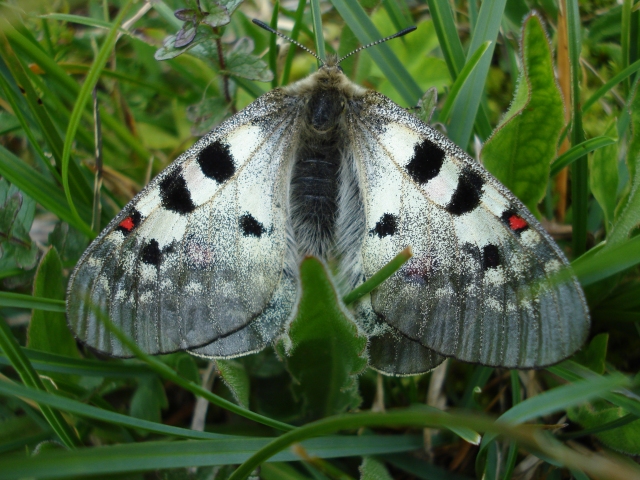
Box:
67;90;300;357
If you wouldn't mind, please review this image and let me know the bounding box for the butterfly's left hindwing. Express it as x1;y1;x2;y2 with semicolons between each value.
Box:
348;92;589;369
67;90;299;357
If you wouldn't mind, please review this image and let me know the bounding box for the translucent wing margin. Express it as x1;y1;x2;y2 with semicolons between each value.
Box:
67;90;299;357
348;92;589;369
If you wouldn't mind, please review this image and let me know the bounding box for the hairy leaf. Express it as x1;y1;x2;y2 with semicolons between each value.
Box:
280;257;368;421
481;13;564;213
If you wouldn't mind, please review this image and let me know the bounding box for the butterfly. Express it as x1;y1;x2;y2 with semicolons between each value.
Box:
66;20;590;376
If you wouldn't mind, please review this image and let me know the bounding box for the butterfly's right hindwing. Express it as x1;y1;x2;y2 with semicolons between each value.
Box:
67;90;299;357
347;92;589;370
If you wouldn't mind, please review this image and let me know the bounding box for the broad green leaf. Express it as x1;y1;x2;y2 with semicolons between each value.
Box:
360;456;393;480
281;257;368;421
571;334;609;375
26;248;78;358
569;404;640;455
216;359;250;408
0;179;38;270
481;13;564;213
129;376;168;424
187;96;231;136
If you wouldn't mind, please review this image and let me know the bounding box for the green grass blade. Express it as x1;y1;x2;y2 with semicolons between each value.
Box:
437;40;491;122
549;361;640;419
622;0;633;94
382;0;411;31
571;236;640;286
425;0;466;78
60;2;133;233
567;0;588;256
0;60;59;181
93;308;295;432
268;2;279;88
0;348;153;377
0;145;94;236
0;318;80;448
6;25;153;161
343;247;412;305
310;0;325;64
39;13;130;32
0;381;232;440
280;0;306;86
478;373;630;457
0;292;65;312
228;398;638;480
0;434;423;479
583;57;640;112
330;0;423;105
550;136;617;177
446;0;506;149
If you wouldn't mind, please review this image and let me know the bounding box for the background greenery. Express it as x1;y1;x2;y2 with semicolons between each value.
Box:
1;0;640;478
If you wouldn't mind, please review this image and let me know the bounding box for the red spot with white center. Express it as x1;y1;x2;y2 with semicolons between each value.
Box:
119;216;135;232
508;214;527;231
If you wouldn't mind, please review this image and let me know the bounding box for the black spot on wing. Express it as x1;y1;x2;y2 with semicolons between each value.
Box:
482;244;501;270
240;213;265;237
159;170;196;215
141;239;161;266
405;138;445;185
370;213;398;238
446;167;484;215
197;140;235;183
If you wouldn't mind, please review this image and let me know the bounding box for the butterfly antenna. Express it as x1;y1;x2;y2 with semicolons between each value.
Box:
337;26;417;64
252;19;324;65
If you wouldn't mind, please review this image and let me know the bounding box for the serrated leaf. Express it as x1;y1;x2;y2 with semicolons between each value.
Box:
0;178;38;270
281;257;368;421
480;13;564;213
360;456;393;480
155;27;220;61
27;247;79;359
216;359;250;408
200;1;231;28
186;37;273;82
129;376;168;424
220;0;244;16
175;21;198;48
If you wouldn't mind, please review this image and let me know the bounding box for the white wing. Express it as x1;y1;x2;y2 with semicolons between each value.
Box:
347;92;589;369
67;90;299;357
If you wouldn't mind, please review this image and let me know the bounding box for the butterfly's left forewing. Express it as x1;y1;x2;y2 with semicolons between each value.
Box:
348;92;589;369
67;90;300;357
